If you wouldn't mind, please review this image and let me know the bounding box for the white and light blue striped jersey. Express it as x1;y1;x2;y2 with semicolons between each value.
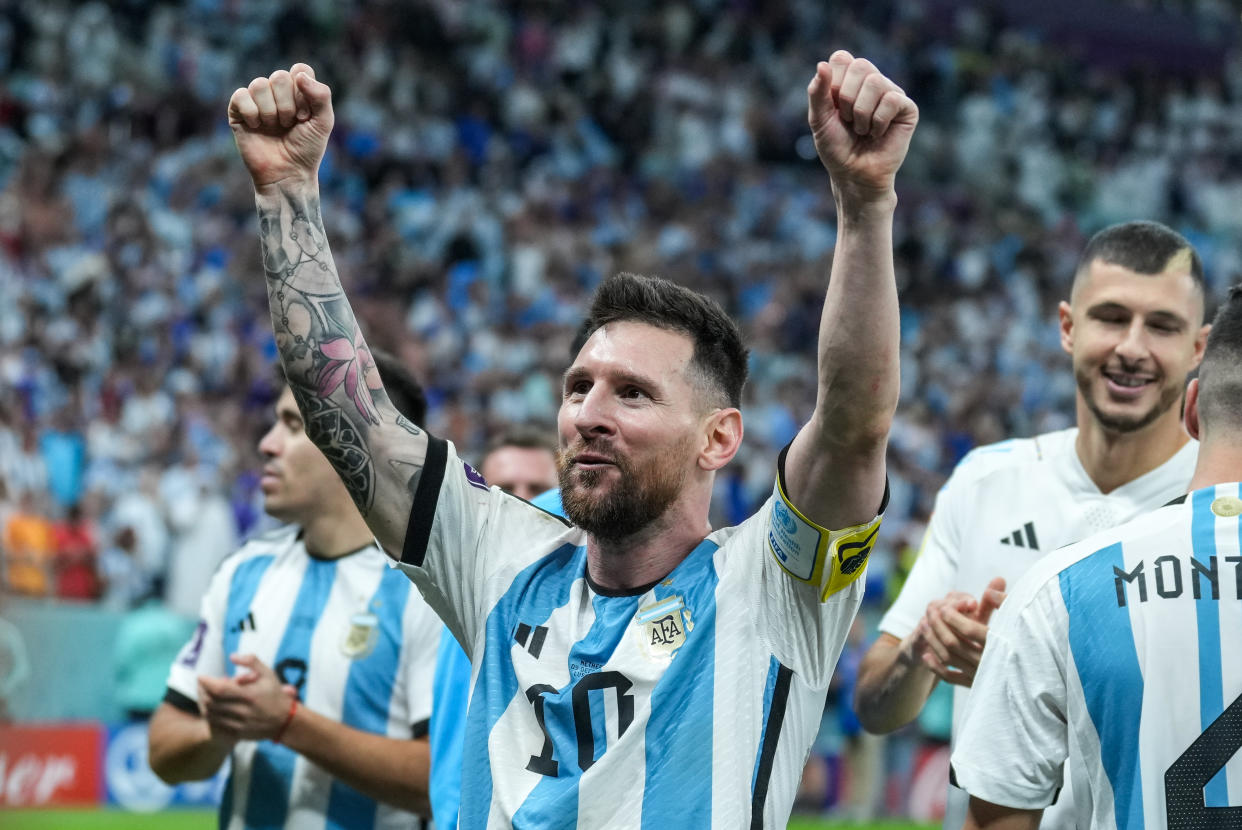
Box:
165;524;442;830
952;482;1242;830
396;437;883;829
879;427;1197;829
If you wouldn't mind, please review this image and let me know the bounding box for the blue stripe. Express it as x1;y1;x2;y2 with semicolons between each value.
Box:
218;774;233;830
458;543;584;830
430;629;471;830
750;656;781;798
513;589;640;828
222;556;275;676
1060;543;1145;830
1192;488;1229;808
642;539;719;829
245;558;338;829
326;568;413;829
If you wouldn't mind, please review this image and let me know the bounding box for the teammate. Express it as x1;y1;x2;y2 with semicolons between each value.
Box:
147;352;441;829
953;283;1242;830
429;427;561;830
475;426;559;501
229;53;916;826
853;220;1211;828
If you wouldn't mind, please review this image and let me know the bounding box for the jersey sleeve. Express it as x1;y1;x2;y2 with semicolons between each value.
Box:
395;436;573;652
737;448;884;687
164;557;236;705
877;462;970;639
950;582;1069;809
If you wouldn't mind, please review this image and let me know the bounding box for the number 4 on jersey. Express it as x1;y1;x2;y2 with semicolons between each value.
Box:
1166;690;1242;829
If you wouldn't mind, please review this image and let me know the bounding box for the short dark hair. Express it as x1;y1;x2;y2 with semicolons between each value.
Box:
371;349;427;425
483;425;556;463
1197;283;1242;433
576;272;748;408
273;347;427;424
1076;220;1205;290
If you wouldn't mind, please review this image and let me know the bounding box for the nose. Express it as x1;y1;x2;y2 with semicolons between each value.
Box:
571;386;616;440
258;422;283;457
1114;318;1150;365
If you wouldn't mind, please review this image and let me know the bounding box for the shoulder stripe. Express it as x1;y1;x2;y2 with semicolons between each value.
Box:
750;661;793;828
402;436;448;567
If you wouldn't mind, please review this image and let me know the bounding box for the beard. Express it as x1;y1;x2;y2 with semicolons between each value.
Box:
557;439;687;541
1076;366;1183;434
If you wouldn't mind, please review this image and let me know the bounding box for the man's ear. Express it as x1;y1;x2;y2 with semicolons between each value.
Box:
1191;323;1211;371
1184;377;1201;440
1058;300;1074;357
699;408;743;472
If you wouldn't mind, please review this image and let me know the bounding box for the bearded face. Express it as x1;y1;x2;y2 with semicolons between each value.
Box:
557;436;689;541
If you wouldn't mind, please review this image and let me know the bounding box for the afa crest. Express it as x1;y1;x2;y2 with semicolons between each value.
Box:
341;611;380;658
635;595;692;658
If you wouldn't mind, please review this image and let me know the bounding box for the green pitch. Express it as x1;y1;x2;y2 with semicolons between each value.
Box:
1;810;934;829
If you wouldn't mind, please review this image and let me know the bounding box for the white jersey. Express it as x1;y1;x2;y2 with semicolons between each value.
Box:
952;482;1242;830
879;427;1197;829
165;525;441;830
396;438;882;829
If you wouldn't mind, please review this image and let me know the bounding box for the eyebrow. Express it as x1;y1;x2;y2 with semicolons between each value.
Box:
1086;302;1188;327
562;366;661;390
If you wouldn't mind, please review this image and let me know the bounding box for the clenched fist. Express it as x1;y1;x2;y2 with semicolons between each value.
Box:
807;51;918;204
228;63;335;190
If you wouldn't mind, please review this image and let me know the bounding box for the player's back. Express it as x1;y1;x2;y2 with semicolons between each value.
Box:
1050;482;1242;829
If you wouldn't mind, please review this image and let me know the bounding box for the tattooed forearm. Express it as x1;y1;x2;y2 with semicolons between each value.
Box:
290;386;376;515
257;183;384;514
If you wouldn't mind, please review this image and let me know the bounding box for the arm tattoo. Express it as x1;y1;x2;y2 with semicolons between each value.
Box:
258;184;389;515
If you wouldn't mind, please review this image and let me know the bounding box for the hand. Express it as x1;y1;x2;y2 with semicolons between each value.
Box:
198;654;298;741
912;578;1007;687
807;51;918;204
228;63;334;190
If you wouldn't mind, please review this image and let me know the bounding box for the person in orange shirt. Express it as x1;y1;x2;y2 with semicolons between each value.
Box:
3;489;54;597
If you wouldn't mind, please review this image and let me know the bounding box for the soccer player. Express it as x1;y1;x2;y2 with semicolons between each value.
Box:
475;426;559;502
953;282;1242;830
147;352;442;829
429;427;561;830
854;220;1210;829
228;52;916;826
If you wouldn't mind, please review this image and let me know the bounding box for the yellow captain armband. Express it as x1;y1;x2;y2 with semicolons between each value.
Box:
766;478;882;601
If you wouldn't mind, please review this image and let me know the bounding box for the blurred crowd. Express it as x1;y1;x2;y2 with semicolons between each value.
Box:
1;0;1241;813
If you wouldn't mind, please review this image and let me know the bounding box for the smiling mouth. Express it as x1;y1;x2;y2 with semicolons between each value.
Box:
1102;369;1155;391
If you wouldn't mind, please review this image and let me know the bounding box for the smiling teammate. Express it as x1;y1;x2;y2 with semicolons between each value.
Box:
854;220;1210;829
227;51;916;827
954;283;1242;830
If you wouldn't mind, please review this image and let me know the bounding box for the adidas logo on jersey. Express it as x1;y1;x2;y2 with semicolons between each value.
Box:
999;522;1039;550
514;623;548;658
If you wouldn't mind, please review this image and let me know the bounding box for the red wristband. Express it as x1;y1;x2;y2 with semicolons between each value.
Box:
273;697;298;744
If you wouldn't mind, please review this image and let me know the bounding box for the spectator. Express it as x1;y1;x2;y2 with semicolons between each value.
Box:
52;502;101;601
3;490;54;597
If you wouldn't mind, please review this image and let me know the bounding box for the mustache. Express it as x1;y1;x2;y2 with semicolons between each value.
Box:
559;439;619;464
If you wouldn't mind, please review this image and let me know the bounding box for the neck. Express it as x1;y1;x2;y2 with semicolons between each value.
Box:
299;504;375;560
1074;398;1190;494
1187;436;1242;492
585;502;712;591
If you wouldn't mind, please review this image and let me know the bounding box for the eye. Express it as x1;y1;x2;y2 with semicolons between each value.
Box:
620;386;649;400
566;379;591;397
